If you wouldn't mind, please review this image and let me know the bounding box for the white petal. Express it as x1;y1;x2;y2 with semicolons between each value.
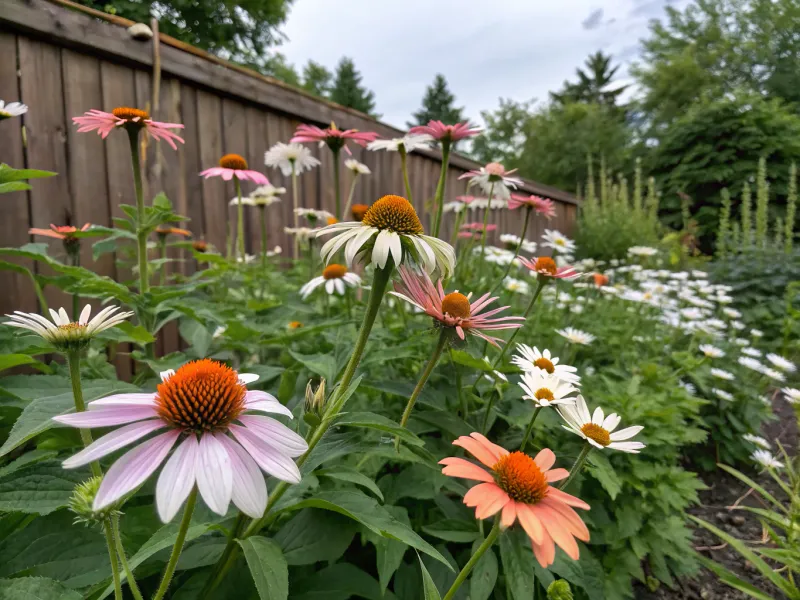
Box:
160;369;176;382
326;279;336;294
218;436;268;519
372;230;392;269
196;434;233;516
387;231;403;267
345;227;376;266
591;406;605;425
156;436;198;522
79;304;92;325
609;426;644;441
237;373;259;385
229;424;302;483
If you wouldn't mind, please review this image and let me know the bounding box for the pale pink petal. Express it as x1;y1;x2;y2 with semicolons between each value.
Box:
196;433;233;516
54;406;159;428
218;435;268;519
63;420;164;468
88;393;157;409
439;457;494;482
545;468;569;482
238;415;308;457
156;436;198;522
229;424;301;483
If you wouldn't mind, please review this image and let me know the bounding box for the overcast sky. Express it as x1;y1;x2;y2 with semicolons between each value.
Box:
278;0;690;129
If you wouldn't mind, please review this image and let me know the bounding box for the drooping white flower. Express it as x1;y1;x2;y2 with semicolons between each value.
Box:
344;159;371;175
766;353;796;373
366;134;433;153
300;264;361;299
752;449;784;470
738;356;765;374
295;208;334;223
782;388;800;404
712;388;734;401
710;368;735;381
743;434;770;450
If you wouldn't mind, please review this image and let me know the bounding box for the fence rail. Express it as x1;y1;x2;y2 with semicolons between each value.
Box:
0;0;577;363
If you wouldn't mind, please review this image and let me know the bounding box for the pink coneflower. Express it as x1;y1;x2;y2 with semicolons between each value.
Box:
391;266;524;346
52;359;306;522
408;120;481;143
29;223;91;240
509;194;556;219
460;162;523;200
291;122;379;155
73;107;184;150
440;433;590;567
456;195;477;204
200;154;269;184
461;222;498;232
518;256;580;280
458;231;480;240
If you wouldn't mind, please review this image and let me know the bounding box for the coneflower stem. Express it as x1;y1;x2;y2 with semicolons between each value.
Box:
395;329;449;451
480;182;496;261
491;279;547;368
66;350;101;478
343;174;359;219
442;519;501;600
449;205;466;247
70;252;81;320
235;178;245;261
491;206;532;295
559;442;592;492
259;205;268;273
332;148;342;219
127;129;148;294
291;162;300;258
451;348;468;417
111;514;144;600
103;518;123;600
432;140;452;238
481;389;498;433
159;238;167;286
520;407;541;452
153;488;197;600
400;146;413;204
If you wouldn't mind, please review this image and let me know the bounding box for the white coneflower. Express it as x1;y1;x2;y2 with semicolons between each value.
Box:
558;395;645;453
236;254;257;264
4;305;132;351
295;208;334;223
627;246;658;257
518;370;577;408
710;368;735;381
699;344;724;358
442;201;466;214
249;184;285;206
0;99;28;120
741;347;762;358
766;353;796;373
556;327;595;346
512;345;580;385
712;388;734;401
285;227;318;243
541;229;576;255
317;195;455;276
722;307;742;319
743;434;770;450
752;449;783;469
459;162;522;200
762;367;786;383
782;388;800;404
344;159;371;175
734;338;750;346
738;356;764;374
299;264;361;299
264;142;320;176
366;134;433;153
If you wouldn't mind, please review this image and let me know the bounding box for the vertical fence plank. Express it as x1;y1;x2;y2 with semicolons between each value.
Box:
196;90;225;252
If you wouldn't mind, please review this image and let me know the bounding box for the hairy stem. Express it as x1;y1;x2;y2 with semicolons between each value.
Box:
103;518;123;600
152;488;197;600
66;350;101;478
111;515;144;600
559;442;593;492
127;129;148;294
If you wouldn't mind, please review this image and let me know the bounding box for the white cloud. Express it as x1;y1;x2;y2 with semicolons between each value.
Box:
278;0;690;129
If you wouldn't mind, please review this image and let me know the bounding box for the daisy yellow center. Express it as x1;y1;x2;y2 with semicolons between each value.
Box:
112;107;150;121
327;217;339;225
493;452;549;504
351;204;369;222
155;359;246;432
323;264;347;280
534;388;554;401
581;423;611;447
534;257;558;276
361;195;424;234
533;357;555;373
58;322;86;332
219;154;248;170
289;321;303;329
555;239;566;246
441;292;471;319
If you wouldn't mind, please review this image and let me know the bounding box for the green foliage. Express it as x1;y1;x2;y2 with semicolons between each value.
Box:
787;162;797;253
551;51;628;112
301;60;333;98
470;98;532;166
0;163;56;194
717;188;731;257
408;74;464;128
330;57;377;117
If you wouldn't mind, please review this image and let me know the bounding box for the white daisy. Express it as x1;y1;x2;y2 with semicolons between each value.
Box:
512;345;580;385
762;367;786;383
295;208;334;223
344;159;371;175
503;277;530;295
0;100;28;120
558;395;645;453
556;327;595;346
627;246;659;257
699;344;725;358
264;142;320;176
743;434;770;450
299;264;361;299
236;254;257;264
712;388;734;401
366;134;433;154
518;370;577;408
722;308;742;319
738;356;765;374
752;449;783;469
750;329;764;338
680;381;696;395
285;227;319;242
442;201;466;214
734;338;751;346
710;368;735;381
4;304;133;351
741;347;762;358
249;184;285;206
766;353;796;373
541;229;576;255
782;388;800;404
317;195;455;275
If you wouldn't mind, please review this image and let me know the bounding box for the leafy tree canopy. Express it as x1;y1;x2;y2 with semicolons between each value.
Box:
302;60;333;98
470;98;532;167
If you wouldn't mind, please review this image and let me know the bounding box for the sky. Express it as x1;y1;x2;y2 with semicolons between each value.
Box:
278;0;690;130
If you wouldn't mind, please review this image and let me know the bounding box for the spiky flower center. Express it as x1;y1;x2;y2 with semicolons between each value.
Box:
58;322;87;333
323;264;347;280
219;154;248;170
533;357;555;373
493;452;549;504
351;204;369;222
112;107;150;122
581;423;611;446
534;257;558;276
534;388;554;402
155;359;246;432
361;195;424;234
441;292;471;320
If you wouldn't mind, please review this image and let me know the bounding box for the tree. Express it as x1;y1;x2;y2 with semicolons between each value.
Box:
470;98;533;167
263;52;300;86
329;57;377;116
77;0;294;71
302;61;333;98
550;51;628;110
408;74;465;127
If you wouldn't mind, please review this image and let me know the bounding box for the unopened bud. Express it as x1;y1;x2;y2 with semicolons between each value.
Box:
69;476;121;526
303;379;326;427
547;580;573;600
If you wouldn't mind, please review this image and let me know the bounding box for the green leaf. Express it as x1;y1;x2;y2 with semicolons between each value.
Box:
238;536;288;600
284;490;452;569
98;321;155;345
334;411;424;447
290;563;396;600
0;577;82;600
422;520;480;543
499;528;537;600
449;349;494;371
587;451;622;501
697;555;776;600
419;554;443;600
0;449;58;478
470;543;498;600
370;506;409;594
179;318;213;358
717;464;784;510
0;181;31;194
411;409;473;439
0;164;57;182
289;349;341;383
316;466;384;500
0;379;139;458
0;353;37;372
272;508;356;566
0;461;88;515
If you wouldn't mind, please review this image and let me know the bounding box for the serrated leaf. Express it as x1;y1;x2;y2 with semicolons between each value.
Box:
0;461;88;515
238;536;288;600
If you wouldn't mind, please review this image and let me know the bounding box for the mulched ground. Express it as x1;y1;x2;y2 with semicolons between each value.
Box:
637;392;796;600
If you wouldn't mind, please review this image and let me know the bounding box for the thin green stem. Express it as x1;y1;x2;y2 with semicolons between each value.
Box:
520;407;541;452
481;389;498;433
111;515;144;600
400;147;413;204
480;182;496;262
559;442;593;492
442;519;501;600
291;163;299;258
449;205;466;248
103;518;123;600
259;205;268;271
343;174;359;220
127;129;148;294
66;351;101;478
333;148;342;219
491;207;531;295
235;178;245;261
152;488;197;600
491;279;547;369
159;239;167;286
395;329;449;451
70;252;81;320
432;140;452;238
450;348;466;417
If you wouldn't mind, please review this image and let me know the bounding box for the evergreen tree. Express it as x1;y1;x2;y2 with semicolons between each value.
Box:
330;57;377;116
550;51;628;109
302;60;333;98
408;74;465;127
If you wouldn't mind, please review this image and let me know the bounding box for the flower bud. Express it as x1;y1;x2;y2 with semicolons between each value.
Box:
69;476;121;526
547;580;573;600
303;378;326;427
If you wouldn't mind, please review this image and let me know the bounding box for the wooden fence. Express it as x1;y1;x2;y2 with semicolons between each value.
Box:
0;0;578;362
